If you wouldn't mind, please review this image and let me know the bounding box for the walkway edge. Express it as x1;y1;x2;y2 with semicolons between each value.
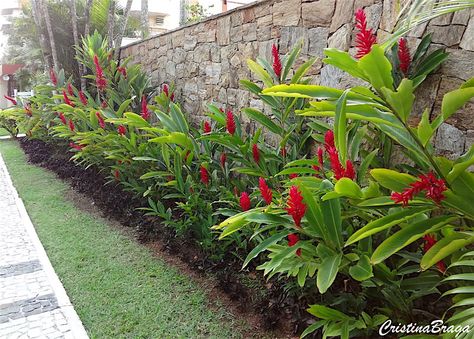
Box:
0;153;89;339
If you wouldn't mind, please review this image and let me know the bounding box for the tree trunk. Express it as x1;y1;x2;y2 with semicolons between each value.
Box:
107;0;115;49
39;0;59;70
83;0;93;38
70;0;84;89
31;0;51;70
141;0;149;39
113;0;133;60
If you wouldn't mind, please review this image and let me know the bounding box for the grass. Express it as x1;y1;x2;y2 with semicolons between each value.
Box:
0;128;10;136
0;139;247;338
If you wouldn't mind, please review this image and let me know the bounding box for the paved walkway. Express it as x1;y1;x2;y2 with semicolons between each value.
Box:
0;154;88;339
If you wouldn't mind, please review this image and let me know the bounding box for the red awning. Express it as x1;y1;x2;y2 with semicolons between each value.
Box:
1;64;23;75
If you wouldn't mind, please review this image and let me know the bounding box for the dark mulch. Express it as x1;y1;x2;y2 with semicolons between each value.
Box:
18;137;314;337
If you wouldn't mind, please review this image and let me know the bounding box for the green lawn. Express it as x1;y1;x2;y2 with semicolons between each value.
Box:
0;127;9;136
0;140;249;338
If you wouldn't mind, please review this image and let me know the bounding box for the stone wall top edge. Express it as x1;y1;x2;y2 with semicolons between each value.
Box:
120;0;274;51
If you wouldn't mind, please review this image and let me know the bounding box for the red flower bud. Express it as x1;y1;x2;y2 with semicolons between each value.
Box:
203;121;211;133
67;83;74;96
289;173;298;179
117;125;126;135
259;177;272;205
78;91;88;105
141;95;150;120
226;110;236;135
200;165;209;185
68;119;75;132
62;90;74;107
287;233;301;256
354;9;377;59
398;37;411;75
271;43;282;79
220;153;226;168
286;185;306;228
96;112;105;129
252;144;260;163
239;192;251;211
49;68;57;86
58;112;67;125
69;142;83;151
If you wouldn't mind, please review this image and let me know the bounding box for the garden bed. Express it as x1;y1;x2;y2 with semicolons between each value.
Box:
18;137;314;337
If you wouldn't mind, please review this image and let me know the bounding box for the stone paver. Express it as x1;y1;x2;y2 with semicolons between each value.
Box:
0;154;88;338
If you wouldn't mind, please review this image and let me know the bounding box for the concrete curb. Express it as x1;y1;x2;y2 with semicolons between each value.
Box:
0;153;89;339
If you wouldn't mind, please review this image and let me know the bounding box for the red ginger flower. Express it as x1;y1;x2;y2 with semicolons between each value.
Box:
58;112;67;125
141;95;150;120
67;83;74;96
398;37;411;75
93;55;107;91
69;142;83;151
96;112;105;129
288;233;302;256
62;90;74;107
220;153;226;168
354;9;377;59
252;144;260;163
324;130;335;150
391;171;447;206
259;177;273;205
203;121;211;133
240;192;251;211
344;160;356;180
226;110;236;135
114;169;120;180
49;68;57;86
117;125;126;135
324;130;356;180
272;43;282;79
4;95;17;105
289;173;299;179
117;66;127;78
78;91;88;105
422;234;446;273
317;147;324;168
163;84;169;97
200;165;209;185
286;185;306;228
68;119;75;132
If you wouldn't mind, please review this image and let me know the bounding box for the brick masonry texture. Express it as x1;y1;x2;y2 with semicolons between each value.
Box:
120;0;474;159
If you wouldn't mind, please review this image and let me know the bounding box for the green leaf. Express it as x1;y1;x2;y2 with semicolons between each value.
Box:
442;84;474;120
242;108;283;135
247;59;274;87
320;181;343;249
291;57;317;84
262;84;345;99
317;252;343;294
417;109;434;146
345;207;432;246
116;99;132;117
323;49;368;81
358;45;394;91
334;178;363;199
307;304;351;321
123;112;150;128
381;78;414;123
243;232;290;268
334;90;349;163
370;168;417;192
371;216;457;264
148;132;193;149
421;233;474;271
349;255;373;281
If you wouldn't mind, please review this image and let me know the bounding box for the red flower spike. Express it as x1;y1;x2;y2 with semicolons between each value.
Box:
240;192;251;211
203;121;211;133
220;153;226;168
93;55;107;91
69;142;83;151
398;37;411;75
289;173;299;179
114;169;120;180
286;185;307;228
226;110;236;135
96;76;107;91
281;147;287;157
344;160;356;180
272;43;282;79
354;9;377;59
327;147;345;180
117;67;127;78
78;91;88;105
170;93;175;102
259;177;273;205
200;166;209;185
317;147;324;168
58;112;67;125
67;83;74;96
68;119;75;132
252;144;260;163
101;100;108;108
62;90;74;107
391;171;447;206
95;112;105;129
4;95;17;105
49;68;57;86
117;125;126;136
163;84;169;97
288;233;301;256
324;130;335;150
141;95;150;120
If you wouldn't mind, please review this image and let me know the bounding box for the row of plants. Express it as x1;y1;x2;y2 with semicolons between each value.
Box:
1;8;474;338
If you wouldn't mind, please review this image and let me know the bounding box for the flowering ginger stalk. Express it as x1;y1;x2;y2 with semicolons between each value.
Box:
252;144;260;163
423;234;446;273
78;91;88;105
240;192;251;211
226;110;236;135
69;142;83;151
324;130;356;180
272;43;282;79
259;177;273;205
220;153;226;168
286;185;306;228
288;233;301;256
398;37;411;75
200;165;209;185
58;112;67;125
67;83;74;96
62;90;74;107
141;95;150;120
96;112;105;129
203;121;211;133
391;171;447;206
117;125;126;136
68;119;75;132
49;69;57;86
93;55;107;91
354;9;377;58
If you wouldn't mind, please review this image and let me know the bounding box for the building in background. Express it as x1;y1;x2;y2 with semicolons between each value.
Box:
0;63;23;108
0;0;24;60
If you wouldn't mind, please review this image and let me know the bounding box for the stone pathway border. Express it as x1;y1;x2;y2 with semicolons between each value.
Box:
0;152;89;338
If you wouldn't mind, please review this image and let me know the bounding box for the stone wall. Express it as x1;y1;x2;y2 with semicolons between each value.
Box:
120;0;474;159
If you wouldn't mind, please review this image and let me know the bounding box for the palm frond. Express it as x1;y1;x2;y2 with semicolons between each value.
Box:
383;0;474;48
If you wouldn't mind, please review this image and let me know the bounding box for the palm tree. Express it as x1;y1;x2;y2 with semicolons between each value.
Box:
114;0;133;59
39;0;59;70
30;0;50;70
141;0;149;39
69;0;84;89
84;0;94;38
107;0;115;49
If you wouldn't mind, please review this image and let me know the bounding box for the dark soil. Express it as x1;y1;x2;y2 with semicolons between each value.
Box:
19;138;313;338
